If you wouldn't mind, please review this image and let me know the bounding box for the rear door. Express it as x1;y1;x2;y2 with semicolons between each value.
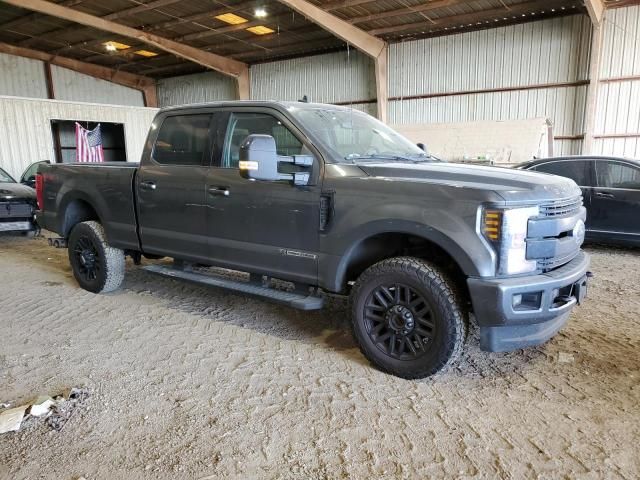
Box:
590;159;640;237
530;159;594;227
204;107;321;284
136;112;214;262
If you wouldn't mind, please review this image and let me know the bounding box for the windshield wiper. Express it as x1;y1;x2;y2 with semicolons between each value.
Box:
344;153;432;163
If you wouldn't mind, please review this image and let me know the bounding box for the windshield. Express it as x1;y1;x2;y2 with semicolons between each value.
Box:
290;107;432;163
0;168;15;183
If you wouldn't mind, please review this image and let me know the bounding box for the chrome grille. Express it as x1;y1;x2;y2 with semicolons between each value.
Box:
539;197;583;217
528;195;584;272
537;252;579;271
0;202;33;219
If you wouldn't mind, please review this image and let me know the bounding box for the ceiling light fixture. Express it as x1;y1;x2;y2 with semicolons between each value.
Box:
255;7;267;18
134;50;158;57
246;25;275;35
215;13;248;25
104;41;131;51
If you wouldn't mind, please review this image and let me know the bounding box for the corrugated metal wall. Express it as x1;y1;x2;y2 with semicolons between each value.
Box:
592;5;640;158
0;96;158;179
0;52;48;99
157;70;237;107
0;52;145;107
51;65;144;106
250;49;376;115
389;15;592;156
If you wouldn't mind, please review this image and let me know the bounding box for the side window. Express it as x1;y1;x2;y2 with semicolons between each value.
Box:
222;112;306;168
21;162;41;182
596;161;640;189
535;161;590;186
153;114;212;166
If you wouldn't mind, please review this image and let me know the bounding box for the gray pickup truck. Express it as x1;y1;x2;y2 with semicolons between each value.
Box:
36;101;590;378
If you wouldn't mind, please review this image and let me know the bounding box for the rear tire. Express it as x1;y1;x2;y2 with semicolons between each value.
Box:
68;221;125;293
349;257;467;379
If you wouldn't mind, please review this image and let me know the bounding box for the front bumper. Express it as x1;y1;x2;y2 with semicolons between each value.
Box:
467;251;590;352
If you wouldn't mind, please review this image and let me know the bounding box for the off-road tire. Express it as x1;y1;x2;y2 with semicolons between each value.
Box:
68;221;125;293
349;257;467;379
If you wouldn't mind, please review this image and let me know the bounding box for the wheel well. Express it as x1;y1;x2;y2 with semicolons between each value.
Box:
62;199;100;237
344;233;470;304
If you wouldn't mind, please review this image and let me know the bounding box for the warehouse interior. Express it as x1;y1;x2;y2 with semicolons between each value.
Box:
1;0;639;478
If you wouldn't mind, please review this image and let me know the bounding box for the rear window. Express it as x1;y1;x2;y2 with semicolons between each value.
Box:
533;160;590;186
153;114;211;166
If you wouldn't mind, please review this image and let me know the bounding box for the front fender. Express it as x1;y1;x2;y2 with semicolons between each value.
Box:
318;200;495;292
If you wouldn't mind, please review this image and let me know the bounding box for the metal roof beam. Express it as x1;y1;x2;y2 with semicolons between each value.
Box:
277;0;385;58
0;0;84;31
276;0;388;121
0;0;250;98
18;0;182;48
584;0;605;25
0;41;158;106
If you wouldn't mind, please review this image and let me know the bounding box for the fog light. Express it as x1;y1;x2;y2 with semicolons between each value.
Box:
512;291;542;311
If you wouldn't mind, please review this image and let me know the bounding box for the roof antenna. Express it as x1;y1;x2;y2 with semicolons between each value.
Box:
299;95;309;103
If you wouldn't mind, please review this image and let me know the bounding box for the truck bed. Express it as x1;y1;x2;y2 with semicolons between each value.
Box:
38;162;140;251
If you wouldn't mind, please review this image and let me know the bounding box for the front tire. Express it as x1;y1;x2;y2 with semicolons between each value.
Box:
349;257;467;379
68;221;125;293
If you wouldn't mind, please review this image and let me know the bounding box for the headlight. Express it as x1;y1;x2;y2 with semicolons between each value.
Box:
481;206;539;275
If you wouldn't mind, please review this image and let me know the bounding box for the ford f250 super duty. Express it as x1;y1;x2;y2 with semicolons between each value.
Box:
36;101;590;378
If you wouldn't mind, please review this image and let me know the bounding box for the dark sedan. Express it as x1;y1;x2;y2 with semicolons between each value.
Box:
0;166;38;235
517;156;640;247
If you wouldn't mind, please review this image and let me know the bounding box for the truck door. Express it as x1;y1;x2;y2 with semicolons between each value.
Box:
205;109;321;285
136;113;214;262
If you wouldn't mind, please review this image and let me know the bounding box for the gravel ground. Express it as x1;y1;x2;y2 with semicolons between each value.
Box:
0;234;639;480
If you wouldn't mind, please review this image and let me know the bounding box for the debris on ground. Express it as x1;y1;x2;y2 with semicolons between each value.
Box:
557;352;575;363
0;387;89;434
0;405;28;434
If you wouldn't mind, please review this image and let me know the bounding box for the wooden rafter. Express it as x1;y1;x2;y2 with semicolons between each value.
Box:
277;0;386;58
0;41;158;106
276;0;388;121
0;0;250;98
48;0;260;56
584;0;605;25
0;0;84;31
18;0;182;48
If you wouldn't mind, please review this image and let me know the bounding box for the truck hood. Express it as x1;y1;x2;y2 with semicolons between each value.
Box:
0;182;36;201
357;162;581;203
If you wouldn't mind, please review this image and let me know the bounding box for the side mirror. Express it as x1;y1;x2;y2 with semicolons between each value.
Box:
417;142;427;152
23;176;36;188
239;134;312;186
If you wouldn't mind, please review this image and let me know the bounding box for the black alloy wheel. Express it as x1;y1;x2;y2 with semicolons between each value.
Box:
364;283;436;360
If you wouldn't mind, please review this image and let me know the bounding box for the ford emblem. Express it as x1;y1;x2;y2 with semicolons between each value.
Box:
573;219;586;246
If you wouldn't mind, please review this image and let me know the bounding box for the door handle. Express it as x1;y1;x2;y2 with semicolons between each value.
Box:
208;186;230;197
595;191;614;199
139;181;156;191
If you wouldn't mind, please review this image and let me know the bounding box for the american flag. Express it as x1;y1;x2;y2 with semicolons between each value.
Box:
75;123;104;163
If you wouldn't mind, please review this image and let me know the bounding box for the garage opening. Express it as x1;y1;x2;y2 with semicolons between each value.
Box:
50;120;127;163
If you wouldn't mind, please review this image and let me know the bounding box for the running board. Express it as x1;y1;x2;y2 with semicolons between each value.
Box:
143;264;324;311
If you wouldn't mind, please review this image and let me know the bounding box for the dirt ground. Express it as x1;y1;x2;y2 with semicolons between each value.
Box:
0;234;639;480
